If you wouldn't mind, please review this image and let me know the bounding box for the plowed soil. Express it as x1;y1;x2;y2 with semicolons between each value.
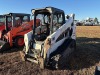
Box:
0;26;100;75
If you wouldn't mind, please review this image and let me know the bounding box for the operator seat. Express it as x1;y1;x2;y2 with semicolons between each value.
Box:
15;19;21;27
35;23;50;41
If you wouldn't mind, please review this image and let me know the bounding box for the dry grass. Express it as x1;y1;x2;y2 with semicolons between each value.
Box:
76;26;100;38
67;26;100;75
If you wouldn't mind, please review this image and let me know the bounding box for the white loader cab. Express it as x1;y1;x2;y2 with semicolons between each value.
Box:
20;7;76;69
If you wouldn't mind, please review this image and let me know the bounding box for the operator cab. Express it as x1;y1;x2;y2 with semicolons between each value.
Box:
32;7;65;41
4;13;30;31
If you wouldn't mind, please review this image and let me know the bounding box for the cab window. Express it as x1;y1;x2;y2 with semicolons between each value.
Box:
23;16;29;22
53;13;64;32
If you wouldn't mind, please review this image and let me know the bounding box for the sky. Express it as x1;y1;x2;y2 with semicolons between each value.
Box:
0;0;100;21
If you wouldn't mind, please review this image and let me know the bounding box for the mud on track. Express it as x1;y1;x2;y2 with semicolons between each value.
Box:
0;26;100;75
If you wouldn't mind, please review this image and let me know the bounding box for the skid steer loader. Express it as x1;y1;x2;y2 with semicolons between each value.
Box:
0;13;40;52
20;7;76;69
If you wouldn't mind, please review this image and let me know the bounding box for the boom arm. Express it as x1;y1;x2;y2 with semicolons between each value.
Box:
44;14;75;59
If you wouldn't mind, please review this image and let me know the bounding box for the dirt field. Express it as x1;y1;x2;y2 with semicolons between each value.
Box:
0;26;100;75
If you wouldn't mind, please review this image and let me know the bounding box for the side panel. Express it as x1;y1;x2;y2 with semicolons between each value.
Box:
71;24;76;40
47;37;66;58
24;30;33;53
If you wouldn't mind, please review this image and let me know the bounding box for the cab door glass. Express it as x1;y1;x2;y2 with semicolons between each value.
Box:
23;16;29;22
7;17;12;22
58;14;63;24
0;16;5;23
53;14;63;32
15;17;21;26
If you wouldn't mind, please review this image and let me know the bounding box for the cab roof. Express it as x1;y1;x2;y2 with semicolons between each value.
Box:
3;13;30;17
31;6;64;14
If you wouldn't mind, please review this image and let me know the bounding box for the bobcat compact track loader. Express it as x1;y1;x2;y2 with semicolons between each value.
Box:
20;7;76;69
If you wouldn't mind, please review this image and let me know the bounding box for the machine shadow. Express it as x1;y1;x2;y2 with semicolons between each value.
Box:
65;37;100;70
1;46;23;54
